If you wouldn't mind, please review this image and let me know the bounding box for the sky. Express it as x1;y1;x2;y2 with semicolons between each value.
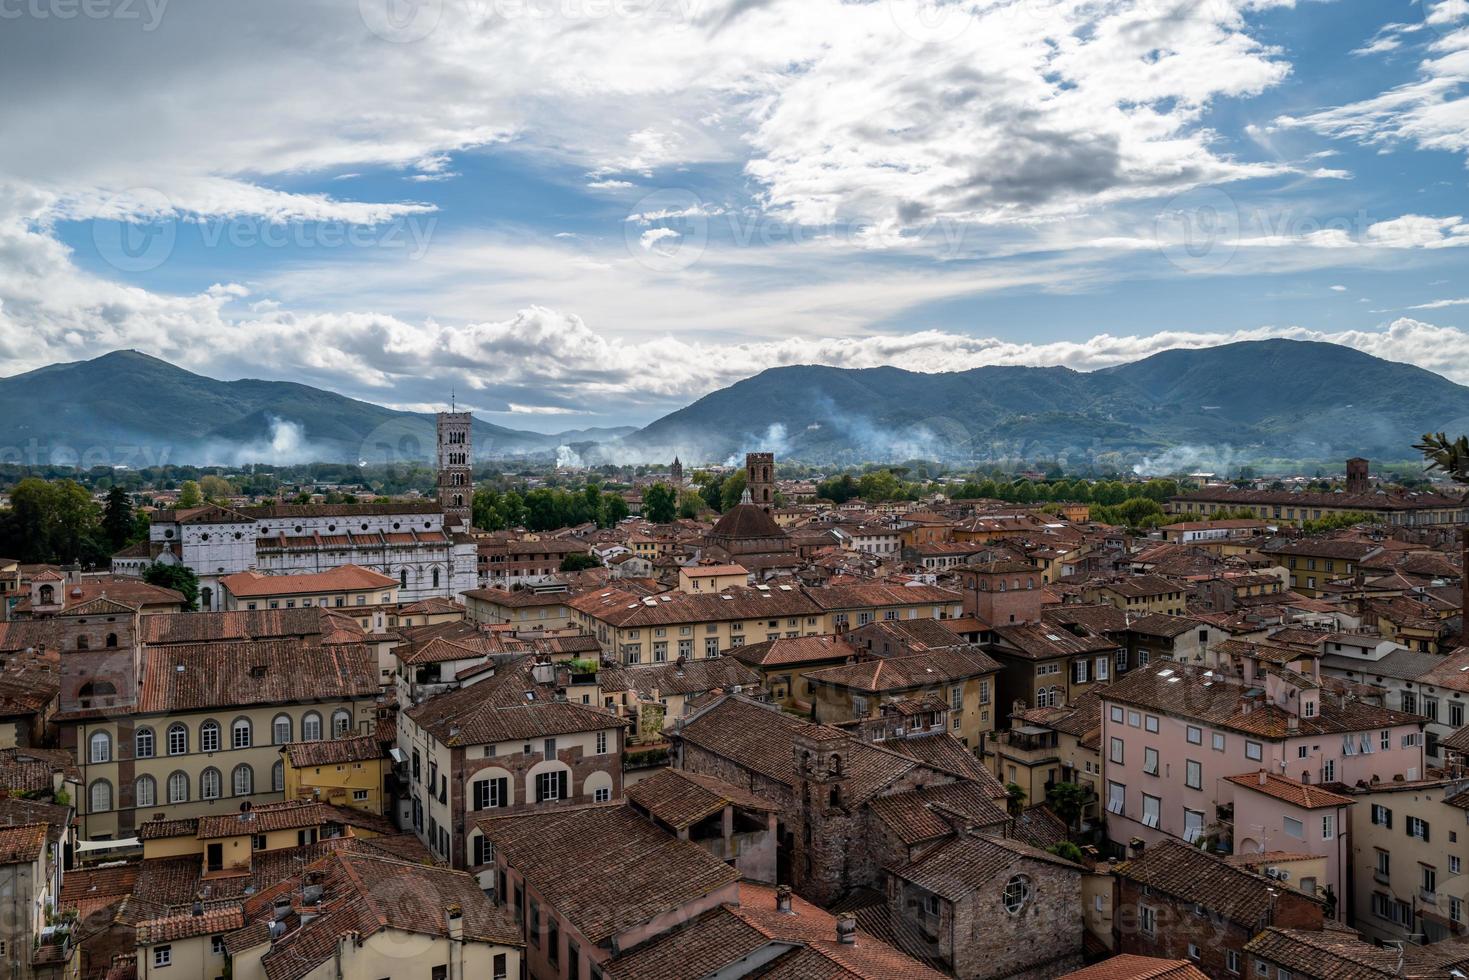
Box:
1;0;1468;433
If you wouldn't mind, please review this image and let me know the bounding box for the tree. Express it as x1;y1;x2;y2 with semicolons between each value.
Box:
177;480;202;508
719;472;748;511
1417;432;1469;483
143;562;200;611
644;483;677;523
1;478;103;565
102;486;134;550
1045;782;1090;834
676;489;704;520
199;475;235;501
559;552;601;572
1004;781;1027;816
1047;841;1084;863
601;493;630;525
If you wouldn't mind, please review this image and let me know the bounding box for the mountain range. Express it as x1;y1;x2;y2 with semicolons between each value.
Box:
0;350;633;468
620;340;1469;467
5;341;1468;470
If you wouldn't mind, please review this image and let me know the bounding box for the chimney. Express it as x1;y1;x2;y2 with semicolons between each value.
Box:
835;914;857;945
1258;768;1268;786
446;903;464;941
776;885;793;914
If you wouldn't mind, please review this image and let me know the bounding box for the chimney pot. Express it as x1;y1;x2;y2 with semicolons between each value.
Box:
836;914;857;945
1258;768;1267;786
776;885;793;914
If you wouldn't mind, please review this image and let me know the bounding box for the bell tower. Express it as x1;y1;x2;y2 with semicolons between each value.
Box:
745;452;775;513
437;407;473;531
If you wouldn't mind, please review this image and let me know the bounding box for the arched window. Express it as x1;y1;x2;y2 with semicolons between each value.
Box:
200;720;221;753
89;731;112;764
76;635;90;650
231;718;252;750
400;569;408;590
135;727;155;759
169;770;190;803
38;584;54;604
232;764;253;797
135;775;156;808
105;633;118;648
432;568;440;589
302;712;323;741
272;714;292;745
199;768;220;800
200;587;214;610
89;780;112;813
1002;875;1031;914
272;760;285;792
331;709;352;738
167;723;188;755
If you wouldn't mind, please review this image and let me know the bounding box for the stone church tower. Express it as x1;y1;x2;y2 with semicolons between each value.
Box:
437;409;473;530
745;452;775;513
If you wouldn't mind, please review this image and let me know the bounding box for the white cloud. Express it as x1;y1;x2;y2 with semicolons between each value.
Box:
1330;284;1347;291
1283;3;1469;162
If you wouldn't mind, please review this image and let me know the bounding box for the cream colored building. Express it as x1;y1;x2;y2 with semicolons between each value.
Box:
65;641;380;844
464;587;576;630
219;564;399;612
568;583;963;666
678;564;750;593
280;734;388;814
1346;777;1469;944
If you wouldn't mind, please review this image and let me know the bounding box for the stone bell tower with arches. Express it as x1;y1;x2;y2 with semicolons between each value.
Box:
437;405;473;531
745;452;775;514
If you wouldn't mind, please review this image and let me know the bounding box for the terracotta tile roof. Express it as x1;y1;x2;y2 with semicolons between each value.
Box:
462;587;572;608
599;657;762;698
219;564;397;598
866;782;1010;845
992;622;1119;660
805;649;1000;693
477;803;741;943
603;903;772;980
1243;926;1469;978
888;831;1078;901
1060;954;1209;980
10;576;184;614
1087;575;1185;599
137;640;378;713
626;768;779;829
1014;804;1070;851
733;882;949;979
1225;771;1355;809
136;817;200;840
0;822;47;863
282;734;383;768
731;634;857;668
677;696;919;804
880;732;1006;791
141;608;329;645
254;851;522;980
135;905;244;945
1101;661;1422;739
195;800;396;840
1114;839;1308;928
0;746;78;791
405;657;626;746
